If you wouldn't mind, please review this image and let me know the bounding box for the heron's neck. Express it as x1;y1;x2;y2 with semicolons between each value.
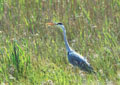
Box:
63;30;71;52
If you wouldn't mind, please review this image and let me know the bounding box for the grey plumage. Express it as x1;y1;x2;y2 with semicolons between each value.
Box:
68;50;95;73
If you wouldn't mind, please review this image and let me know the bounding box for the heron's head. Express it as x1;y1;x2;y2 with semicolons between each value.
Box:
47;22;65;31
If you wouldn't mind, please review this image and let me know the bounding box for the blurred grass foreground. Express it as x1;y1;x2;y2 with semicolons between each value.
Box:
0;0;120;84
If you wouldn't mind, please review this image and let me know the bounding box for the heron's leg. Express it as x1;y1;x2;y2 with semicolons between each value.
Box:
72;66;79;74
79;70;84;74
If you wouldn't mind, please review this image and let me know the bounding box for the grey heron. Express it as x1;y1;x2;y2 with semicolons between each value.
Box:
47;22;95;73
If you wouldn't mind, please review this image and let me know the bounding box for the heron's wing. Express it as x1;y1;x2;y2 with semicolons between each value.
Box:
69;53;88;67
68;51;87;65
68;51;94;73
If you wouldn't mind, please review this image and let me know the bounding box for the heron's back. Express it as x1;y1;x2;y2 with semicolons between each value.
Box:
68;51;94;73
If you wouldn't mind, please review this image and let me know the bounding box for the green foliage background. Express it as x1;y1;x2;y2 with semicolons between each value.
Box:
0;0;120;84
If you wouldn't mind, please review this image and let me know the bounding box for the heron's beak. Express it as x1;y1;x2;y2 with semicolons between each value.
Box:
46;23;56;26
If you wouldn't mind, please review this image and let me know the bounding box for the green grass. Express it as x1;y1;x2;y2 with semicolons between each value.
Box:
0;0;120;84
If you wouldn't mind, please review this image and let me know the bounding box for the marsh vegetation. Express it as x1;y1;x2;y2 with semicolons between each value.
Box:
0;0;120;84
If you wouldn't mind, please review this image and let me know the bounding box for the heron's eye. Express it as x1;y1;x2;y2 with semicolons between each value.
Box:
57;23;63;25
